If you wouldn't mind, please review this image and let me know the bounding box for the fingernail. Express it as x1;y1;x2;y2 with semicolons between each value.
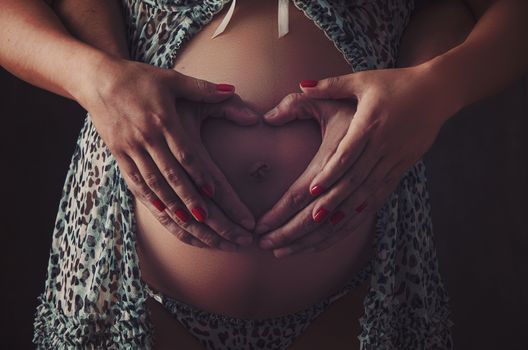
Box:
220;241;238;252
200;184;214;199
191;207;207;222
259;239;274;250
241;218;255;231
151;199;166;212
255;224;270;235
216;83;235;92
174;208;190;223
310;185;325;196
274;247;294;259
329;211;345;225
264;108;278;119
300;80;318;88
236;236;253;246
313;207;328;223
355;201;368;213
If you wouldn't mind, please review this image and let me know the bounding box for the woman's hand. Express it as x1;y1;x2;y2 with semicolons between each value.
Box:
79;57;258;251
255;66;457;258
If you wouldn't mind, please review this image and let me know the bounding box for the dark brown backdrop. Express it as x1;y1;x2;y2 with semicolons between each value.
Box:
1;67;526;349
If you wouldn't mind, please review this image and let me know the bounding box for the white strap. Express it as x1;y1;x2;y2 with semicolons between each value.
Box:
211;0;237;39
278;0;290;38
211;0;289;39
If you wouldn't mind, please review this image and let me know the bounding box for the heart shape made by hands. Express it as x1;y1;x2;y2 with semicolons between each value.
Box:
200;109;322;220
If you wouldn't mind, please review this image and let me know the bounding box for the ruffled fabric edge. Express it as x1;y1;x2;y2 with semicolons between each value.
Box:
358;301;454;349
356;160;454;349
33;292;154;349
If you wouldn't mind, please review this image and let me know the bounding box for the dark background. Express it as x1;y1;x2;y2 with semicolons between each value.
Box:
1;66;527;349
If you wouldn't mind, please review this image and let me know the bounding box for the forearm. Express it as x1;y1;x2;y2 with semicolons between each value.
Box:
423;0;528;117
0;0;112;101
398;0;475;67
52;0;129;59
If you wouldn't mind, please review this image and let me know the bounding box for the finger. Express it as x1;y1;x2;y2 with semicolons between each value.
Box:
170;204;244;252
198;198;255;247
202;94;260;126
153;118;254;243
169;70;236;103
121;152;241;251
116;153;208;248
309;171;402;254
323;160;407;234
298;74;359;100
308;107;372;197
163;119;256;230
262;92;322;126
253;132;340;234
133;145;210;224
273;171;401;257
310;154;391;223
258;199;321;252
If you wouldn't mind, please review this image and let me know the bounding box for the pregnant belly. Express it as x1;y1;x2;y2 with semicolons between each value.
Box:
135;1;376;320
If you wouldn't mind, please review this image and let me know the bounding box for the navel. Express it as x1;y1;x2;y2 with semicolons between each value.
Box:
248;161;271;182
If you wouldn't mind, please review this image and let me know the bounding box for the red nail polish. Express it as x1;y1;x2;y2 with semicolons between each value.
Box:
151;199;166;212
174;208;190;223
200;184;214;199
355;201;368;213
330;211;345;225
310;185;325;196
313;207;328;223
300;80;318;88
216;83;235;92
191;207;207;222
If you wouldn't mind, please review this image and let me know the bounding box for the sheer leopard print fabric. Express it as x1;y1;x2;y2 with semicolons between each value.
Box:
33;0;453;348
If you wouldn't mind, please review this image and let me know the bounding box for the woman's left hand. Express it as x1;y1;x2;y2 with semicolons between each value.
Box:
255;65;457;258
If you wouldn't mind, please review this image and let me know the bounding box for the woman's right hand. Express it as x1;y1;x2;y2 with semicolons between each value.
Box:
77;56;257;250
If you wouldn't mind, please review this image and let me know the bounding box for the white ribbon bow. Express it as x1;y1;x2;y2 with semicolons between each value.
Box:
212;0;290;39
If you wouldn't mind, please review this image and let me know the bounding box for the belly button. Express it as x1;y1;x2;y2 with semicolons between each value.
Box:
249;161;271;182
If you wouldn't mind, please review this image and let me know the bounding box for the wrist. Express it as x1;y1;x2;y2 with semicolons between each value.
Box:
69;48;126;109
414;52;467;123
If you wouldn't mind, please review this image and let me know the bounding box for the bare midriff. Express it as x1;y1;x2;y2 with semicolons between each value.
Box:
135;0;376;321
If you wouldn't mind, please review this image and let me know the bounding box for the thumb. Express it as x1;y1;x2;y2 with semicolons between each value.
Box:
263;93;319;126
299;74;358;99
170;71;236;103
202;95;260;126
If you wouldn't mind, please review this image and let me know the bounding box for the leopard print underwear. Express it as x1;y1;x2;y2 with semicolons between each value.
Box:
143;261;373;350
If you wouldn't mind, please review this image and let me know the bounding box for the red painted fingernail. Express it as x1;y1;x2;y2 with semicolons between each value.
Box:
310;185;325;196
174;208;190;223
313;207;329;223
216;83;235;92
300;80;318;88
330;211;345;225
151;199;166;212
355;201;368;213
191;207;207;222
200;184;214;199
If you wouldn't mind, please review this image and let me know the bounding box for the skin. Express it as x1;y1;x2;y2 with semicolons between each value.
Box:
134;0;376;323
0;0;257;252
1;2;526;348
3;1;525;255
255;0;528;258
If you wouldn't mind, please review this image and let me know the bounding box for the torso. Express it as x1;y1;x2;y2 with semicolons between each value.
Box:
134;0;376;341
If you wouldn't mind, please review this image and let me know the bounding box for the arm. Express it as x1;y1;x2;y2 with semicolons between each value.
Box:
0;0;257;250
0;0;110;100
424;0;528;118
397;0;475;67
255;0;528;256
50;0;129;59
